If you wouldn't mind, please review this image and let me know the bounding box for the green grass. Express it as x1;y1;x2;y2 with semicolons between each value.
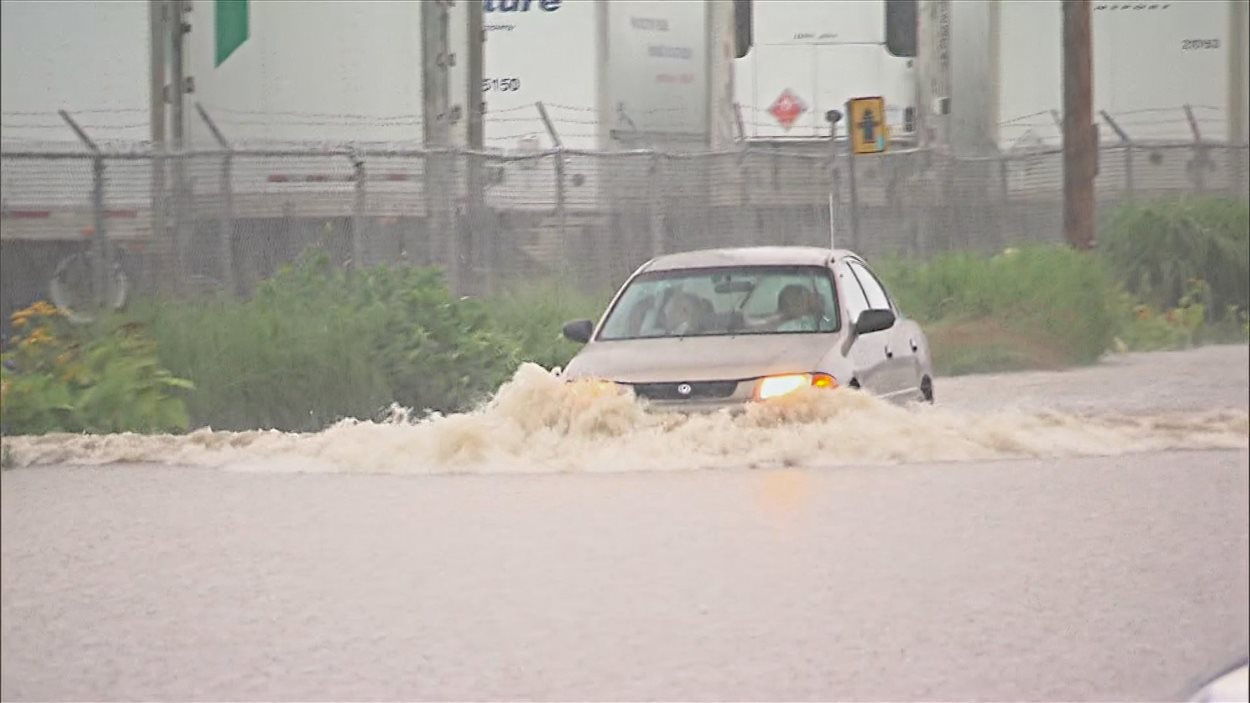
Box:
924;318;1073;376
876;245;1121;368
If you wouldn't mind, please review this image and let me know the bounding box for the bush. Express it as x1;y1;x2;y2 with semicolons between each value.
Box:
0;302;193;434
138;252;521;432
876;245;1120;365
482;280;612;371
1099;197;1249;318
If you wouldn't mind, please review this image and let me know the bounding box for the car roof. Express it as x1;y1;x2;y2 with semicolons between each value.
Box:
639;246;860;273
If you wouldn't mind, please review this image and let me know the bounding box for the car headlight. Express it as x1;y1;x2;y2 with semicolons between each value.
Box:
755;373;838;400
573;379;631;398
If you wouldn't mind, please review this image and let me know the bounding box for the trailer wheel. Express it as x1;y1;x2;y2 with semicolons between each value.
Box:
48;250;129;325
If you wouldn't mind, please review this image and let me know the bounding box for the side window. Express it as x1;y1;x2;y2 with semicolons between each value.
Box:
838;264;870;321
848;262;893;311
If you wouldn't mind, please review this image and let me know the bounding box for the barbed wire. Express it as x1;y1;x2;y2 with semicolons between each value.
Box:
1;108;147;116
212;117;423;128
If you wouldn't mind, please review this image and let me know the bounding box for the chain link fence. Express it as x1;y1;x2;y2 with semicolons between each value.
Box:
2;138;1248;328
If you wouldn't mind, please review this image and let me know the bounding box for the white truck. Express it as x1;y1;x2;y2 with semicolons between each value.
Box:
913;0;1250;154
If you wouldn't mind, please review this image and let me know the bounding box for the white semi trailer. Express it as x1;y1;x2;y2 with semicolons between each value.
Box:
912;0;1249;154
2;0;741;234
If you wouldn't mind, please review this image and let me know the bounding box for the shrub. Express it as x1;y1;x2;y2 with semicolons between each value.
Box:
1099;197;1249;318
137;252;521;432
482;279;612;371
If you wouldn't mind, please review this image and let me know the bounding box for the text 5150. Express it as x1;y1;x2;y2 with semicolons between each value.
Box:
483;77;522;92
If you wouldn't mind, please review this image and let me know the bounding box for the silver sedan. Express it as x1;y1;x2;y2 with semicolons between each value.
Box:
559;246;934;410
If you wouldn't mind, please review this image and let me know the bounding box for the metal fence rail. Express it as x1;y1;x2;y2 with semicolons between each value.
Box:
2;140;1248;326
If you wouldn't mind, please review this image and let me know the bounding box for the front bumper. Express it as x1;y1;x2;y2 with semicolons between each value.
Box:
639;397;750;415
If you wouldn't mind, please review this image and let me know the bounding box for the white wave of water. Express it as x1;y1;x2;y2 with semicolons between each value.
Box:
4;363;1247;474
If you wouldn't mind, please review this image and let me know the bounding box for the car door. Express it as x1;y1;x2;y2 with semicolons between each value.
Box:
834;261;891;393
845;259;912;397
847;259;920;397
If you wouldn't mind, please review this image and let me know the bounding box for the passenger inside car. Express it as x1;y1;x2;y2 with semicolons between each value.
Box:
773;284;823;332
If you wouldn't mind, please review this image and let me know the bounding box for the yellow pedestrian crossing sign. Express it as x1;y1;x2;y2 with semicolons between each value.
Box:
848;97;888;154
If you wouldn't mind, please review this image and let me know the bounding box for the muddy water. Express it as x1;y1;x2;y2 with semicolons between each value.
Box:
4;346;1248;475
1;346;1247;701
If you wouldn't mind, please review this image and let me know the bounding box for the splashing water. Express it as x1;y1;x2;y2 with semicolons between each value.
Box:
3;363;1247;474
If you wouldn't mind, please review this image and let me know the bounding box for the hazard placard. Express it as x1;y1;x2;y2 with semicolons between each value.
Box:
847;97;888;155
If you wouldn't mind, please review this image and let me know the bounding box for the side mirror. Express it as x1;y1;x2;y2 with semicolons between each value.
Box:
854;308;896;336
884;0;917;57
562;319;594;344
1183;659;1247;702
733;0;753;58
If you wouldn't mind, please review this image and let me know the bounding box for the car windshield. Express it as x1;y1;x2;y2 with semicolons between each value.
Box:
597;265;839;340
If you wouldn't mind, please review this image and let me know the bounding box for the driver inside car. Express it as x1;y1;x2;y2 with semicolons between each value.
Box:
663;291;712;335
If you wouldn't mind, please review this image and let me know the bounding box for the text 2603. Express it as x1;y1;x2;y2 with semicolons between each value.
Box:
1181;39;1219;50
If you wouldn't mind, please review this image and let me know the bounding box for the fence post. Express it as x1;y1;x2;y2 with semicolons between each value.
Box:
1100;110;1133;200
825;110;841;249
1183;104;1210;194
737;143;752;248
464;151;492;294
58;110;110;308
647;152;664;258
350;150;367;271
195;103;237;294
536;102;568;276
844;101;861;251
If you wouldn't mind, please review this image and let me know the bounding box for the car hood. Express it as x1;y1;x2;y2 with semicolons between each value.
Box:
563;334;838;383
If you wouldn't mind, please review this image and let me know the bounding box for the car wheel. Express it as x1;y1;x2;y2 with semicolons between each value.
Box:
920;376;934;403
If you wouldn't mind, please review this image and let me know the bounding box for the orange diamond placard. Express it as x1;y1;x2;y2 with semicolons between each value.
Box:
768;89;807;131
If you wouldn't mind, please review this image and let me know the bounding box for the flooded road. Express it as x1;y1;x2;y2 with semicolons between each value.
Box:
2;345;1248;701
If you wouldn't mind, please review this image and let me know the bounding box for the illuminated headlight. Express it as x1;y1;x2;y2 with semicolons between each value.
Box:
755;373;838;400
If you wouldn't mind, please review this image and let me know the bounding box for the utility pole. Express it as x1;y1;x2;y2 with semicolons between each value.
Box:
422;0;458;291
149;0;167;251
1228;0;1247;196
1062;0;1096;250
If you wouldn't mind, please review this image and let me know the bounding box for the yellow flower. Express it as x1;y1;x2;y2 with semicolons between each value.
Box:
20;327;53;348
29;301;60;317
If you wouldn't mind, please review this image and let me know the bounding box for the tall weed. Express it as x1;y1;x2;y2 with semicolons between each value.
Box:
1099;197;1249;317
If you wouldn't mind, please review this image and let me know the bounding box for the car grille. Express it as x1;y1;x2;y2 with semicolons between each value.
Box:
628;380;741;401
